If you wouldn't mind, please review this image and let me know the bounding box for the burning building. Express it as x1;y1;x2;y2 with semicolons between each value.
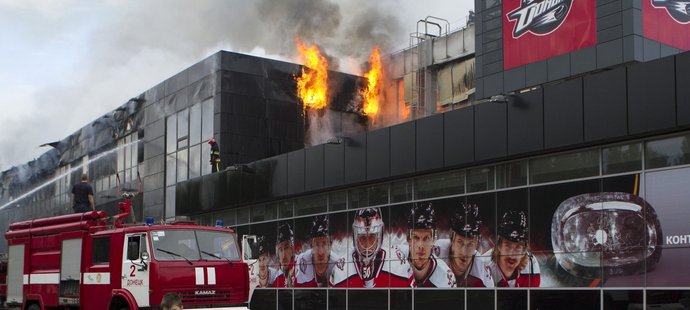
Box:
2;3;690;309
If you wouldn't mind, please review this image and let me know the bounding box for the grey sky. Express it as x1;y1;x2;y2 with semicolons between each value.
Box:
0;0;474;172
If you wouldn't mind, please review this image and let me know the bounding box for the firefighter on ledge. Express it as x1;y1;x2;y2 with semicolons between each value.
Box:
209;138;221;173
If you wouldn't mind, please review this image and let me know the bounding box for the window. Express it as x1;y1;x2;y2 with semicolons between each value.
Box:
126;235;141;261
237;208;250;224
151;230;200;261
294;195;327;216
467;166;494;192
645;133;690;169
530;149;599;184
189;144;201;179
348;184;388;209
328;191;347;211
391;180;413;203
92;237;110;265
177;109;189;149
278;201;293;218
190;102;201;145
496;161;527;188
251;204;276;222
415;171;465;199
197;230;240;261
603;143;642;174
166;116;177;154
201;98;214;142
176;149;188;182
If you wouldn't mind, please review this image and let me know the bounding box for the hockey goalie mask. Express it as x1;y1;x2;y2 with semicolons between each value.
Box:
352;208;384;264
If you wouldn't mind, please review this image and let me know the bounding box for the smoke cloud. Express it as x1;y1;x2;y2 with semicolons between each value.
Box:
0;0;471;172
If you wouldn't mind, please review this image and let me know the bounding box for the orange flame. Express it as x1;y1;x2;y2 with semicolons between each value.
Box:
295;39;329;111
361;47;383;119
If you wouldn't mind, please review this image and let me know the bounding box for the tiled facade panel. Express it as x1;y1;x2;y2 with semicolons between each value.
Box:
390;122;416;176
627;57;676;134
677;52;690;126
366;128;391;180
324;143;344;187
416;114;444;172
544;78;584;148
344;133;366;184
507;88;544;155
584;67;628;142
474;102;507;161
287;149;305;194
444;107;475;167
305;145;325;191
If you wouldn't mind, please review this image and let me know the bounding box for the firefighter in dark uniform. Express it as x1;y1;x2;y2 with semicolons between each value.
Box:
208;138;221;173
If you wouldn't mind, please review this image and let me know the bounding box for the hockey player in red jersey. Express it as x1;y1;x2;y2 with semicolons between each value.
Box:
274;222;296;287
329;208;411;288
487;210;540;287
407;203;456;288
295;215;339;287
434;203;494;287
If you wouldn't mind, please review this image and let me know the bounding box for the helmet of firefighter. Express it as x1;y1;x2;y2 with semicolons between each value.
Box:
498;210;528;243
208;138;216;144
277;222;294;245
352;208;384;263
311;215;329;238
257;236;270;256
408;202;436;230
450;203;482;238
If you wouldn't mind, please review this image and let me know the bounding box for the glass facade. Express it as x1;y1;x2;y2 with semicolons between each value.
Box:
199;131;690;309
165;98;214;219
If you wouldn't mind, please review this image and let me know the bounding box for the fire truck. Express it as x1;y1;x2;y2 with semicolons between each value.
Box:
3;198;249;310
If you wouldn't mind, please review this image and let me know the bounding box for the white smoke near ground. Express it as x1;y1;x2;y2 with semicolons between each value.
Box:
0;0;472;172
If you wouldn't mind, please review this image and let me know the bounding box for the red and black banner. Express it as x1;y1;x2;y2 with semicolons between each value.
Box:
644;0;690;50
502;0;597;70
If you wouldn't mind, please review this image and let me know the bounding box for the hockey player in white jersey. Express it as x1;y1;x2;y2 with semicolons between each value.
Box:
329;208;411;288
487;210;540;287
407;203;456;288
434;203;494;287
295;215;339;287
254;236;278;288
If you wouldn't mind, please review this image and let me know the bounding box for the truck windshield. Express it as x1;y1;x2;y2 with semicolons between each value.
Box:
151;229;240;262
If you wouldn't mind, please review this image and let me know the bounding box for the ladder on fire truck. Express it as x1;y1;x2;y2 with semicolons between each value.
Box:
408;16;450;118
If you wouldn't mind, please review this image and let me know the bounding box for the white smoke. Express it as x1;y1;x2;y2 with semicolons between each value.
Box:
0;0;472;172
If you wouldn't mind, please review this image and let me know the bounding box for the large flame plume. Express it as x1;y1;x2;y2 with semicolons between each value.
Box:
360;47;383;120
295;39;329;112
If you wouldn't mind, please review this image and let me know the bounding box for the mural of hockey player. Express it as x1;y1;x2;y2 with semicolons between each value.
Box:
488;210;541;287
295;215;339;287
329;208;411;288
255;236;278;288
408;203;456;288
274;222;296;287
434;203;494;287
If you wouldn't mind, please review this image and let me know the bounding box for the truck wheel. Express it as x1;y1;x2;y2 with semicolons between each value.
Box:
27;303;41;310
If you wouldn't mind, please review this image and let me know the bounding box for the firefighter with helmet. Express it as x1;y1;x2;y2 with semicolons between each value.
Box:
407;202;456;287
274;222;295;287
434;203;494;287
329;208;410;287
208;138;221;173
488;210;541;287
295;215;339;287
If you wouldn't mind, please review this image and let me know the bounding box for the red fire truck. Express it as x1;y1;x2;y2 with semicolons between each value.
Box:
4;209;249;310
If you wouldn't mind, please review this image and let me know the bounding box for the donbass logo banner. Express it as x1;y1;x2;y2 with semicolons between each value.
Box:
644;0;690;50
503;0;596;70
